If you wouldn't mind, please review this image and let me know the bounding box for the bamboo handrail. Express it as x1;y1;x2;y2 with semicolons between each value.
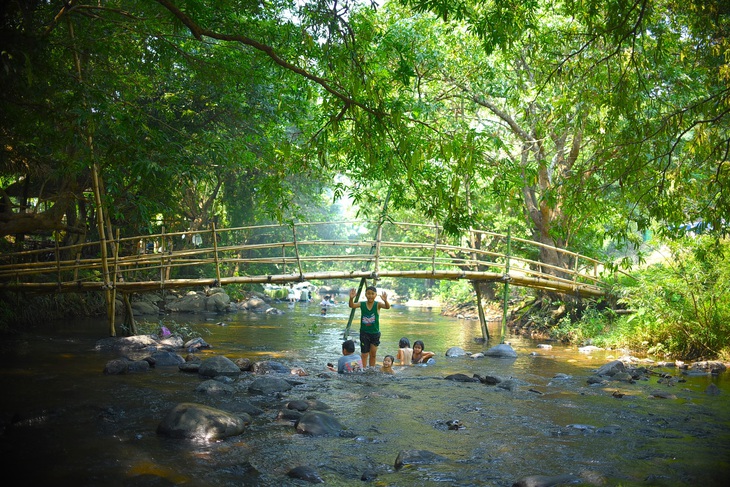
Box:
0;220;617;298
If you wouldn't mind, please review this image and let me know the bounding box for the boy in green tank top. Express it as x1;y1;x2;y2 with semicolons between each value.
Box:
348;285;390;367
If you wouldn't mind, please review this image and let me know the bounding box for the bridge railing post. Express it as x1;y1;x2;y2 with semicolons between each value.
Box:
212;223;221;286
431;224;439;274
373;224;383;279
291;223;305;280
501;228;511;343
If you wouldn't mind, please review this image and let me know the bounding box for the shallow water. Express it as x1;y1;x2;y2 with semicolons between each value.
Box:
1;300;728;486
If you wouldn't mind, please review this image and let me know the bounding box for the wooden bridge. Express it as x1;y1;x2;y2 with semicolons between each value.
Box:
0;220;613;337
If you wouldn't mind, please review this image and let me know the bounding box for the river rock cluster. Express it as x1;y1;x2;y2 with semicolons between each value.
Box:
94;333;726;486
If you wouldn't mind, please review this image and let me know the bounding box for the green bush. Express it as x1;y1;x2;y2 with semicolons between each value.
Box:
592;236;730;360
436;279;474;306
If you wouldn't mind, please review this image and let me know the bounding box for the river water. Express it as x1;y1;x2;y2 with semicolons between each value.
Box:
1;300;728;486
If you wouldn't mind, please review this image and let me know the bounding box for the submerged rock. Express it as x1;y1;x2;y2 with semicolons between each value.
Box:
287;465;324;483
512;473;581;487
156;402;248;440
484;343;517;358
295;410;345;436
394;449;449;470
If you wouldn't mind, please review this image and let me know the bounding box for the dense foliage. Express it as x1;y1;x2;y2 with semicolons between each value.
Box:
1;1;728;358
590;237;730;360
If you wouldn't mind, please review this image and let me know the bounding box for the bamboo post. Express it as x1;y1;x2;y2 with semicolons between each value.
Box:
343;277;368;340
373;224;383;278
54;233;61;288
291;223;304;279
113;229;121;281
343;198;390;339
473;280;489;342
113;229;121;324
91;163;115;336
73;248;81;283
159;226;166;288
467;225;489;337
501;228;511;343
281;244;287;274
122;293;137;335
431;224;439;274
211;223;221;286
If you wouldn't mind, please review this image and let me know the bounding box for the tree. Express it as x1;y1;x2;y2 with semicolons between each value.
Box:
396;0;730;246
0;0;337;250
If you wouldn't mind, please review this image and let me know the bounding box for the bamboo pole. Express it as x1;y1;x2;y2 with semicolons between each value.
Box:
160;226;166;288
281;244;287;274
0;220;615;302
211;223;221;286
467;225;489;337
501;228;511;343
344;191;392;339
73;249;81;283
122;293;137;335
67;12;114;336
373;224;383;279
0;269;605;296
474;280;489;342
431;224;439;274
291;223;304;279
112;229;121;333
54;232;61;289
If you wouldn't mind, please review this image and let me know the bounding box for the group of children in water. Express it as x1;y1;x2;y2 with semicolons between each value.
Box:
327;336;436;374
324;284;436;374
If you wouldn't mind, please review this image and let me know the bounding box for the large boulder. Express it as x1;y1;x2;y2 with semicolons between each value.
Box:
166;292;207;313
241;297;268;311
198;355;241;377
156;402;249;440
149;350;185;367
95;335;159;353
445;346;467;357
484;343;517;358
251;360;291;374
195;379;235;396
595;360;625;377
205;291;230;312
248;376;293;395
131;300;160;316
295;410;345;436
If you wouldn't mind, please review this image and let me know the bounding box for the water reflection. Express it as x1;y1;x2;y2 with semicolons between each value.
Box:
1;301;728;486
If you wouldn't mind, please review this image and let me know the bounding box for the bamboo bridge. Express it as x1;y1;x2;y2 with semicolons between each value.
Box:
0;220;614;337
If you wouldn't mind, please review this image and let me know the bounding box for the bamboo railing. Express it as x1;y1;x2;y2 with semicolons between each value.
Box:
0;220;610;298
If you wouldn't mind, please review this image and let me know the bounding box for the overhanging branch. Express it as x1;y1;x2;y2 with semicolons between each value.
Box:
155;0;382;118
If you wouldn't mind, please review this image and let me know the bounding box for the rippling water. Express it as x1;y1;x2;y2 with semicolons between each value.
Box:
1;300;728;486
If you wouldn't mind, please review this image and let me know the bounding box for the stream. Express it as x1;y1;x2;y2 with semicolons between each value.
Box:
1;299;728;486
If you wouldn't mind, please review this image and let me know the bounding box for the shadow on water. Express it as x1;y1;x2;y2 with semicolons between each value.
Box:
1;300;729;486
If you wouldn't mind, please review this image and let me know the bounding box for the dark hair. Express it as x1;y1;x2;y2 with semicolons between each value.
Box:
365;285;377;292
342;339;356;353
398;337;410;348
383;355;395;364
413;340;425;350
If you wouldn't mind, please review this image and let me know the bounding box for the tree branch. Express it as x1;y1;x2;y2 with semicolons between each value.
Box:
155;0;382;118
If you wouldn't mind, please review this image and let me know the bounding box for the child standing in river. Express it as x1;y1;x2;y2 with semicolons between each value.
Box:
348;285;390;368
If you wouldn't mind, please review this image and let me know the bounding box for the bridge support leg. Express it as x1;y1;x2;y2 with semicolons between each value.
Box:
472;281;489;342
122;293;137;335
343;277;368;340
